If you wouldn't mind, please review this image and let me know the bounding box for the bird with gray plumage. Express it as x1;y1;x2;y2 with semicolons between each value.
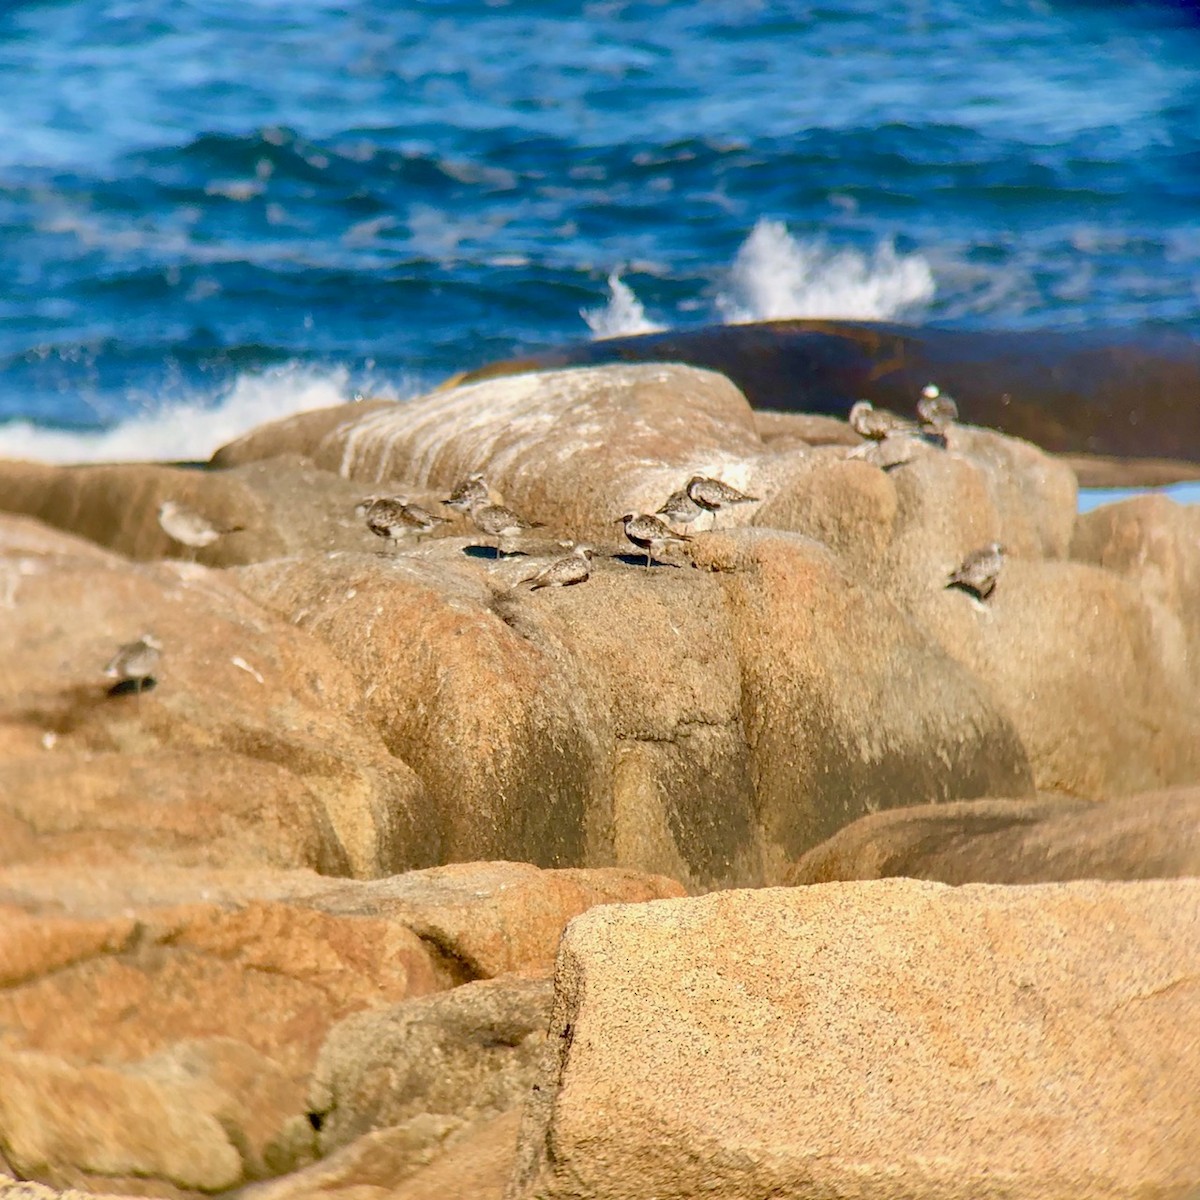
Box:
158;500;243;553
917;384;959;436
946;542;1005;600
848;400;915;441
685;475;759;529
655;488;704;532
358;496;446;546
470;501;544;557
617;513;691;567
521;544;595;590
443;473;490;514
105;634;162;696
847;430;923;471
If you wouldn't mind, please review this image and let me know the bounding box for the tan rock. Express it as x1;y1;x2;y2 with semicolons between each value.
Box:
903;554;1200;797
215;365;771;543
0;453;444;566
1071;493;1200;668
689;529;1033;872
0;518;436;876
240;1110;522;1200
511;879;1200;1200
787;788;1200;885
307;861;687;980
309;975;553;1153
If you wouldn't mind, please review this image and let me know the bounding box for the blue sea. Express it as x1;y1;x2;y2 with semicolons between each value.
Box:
1;0;1199;479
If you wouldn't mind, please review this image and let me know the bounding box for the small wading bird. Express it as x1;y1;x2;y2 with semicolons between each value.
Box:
443;473;490;514
946;542;1005;601
469;501;544;557
685;475;759;530
158;500;243;556
521;544;595;590
617;513;691;568
357;496;446;547
105;634;162;697
917;384;959;437
848;400;914;441
655;488;704;533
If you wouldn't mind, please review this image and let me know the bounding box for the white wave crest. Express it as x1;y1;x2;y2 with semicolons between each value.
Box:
715;218;936;323
0;363;412;465
582;273;665;339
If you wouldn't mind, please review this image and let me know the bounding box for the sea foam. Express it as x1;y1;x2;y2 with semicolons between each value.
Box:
0;363;416;465
582;273;665;339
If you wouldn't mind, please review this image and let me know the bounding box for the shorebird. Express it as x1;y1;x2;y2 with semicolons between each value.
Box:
469;501;544;557
847;430;923;471
521;544;595;590
105;634;162;696
917;384;959;438
946;542;1005;600
358;496;446;547
617;513;691;568
157;500;243;556
685;475;759;530
443;473;490;514
848;400;914;441
655;488;704;533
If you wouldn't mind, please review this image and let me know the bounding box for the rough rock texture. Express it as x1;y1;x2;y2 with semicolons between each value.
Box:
309;974;553;1153
787;789;1200;885
1072;493;1200;667
0;453;429;566
215;364;775;543
238;1110;522;1200
690;528;1034;872
0;517;433;876
510;879;1200;1200
0;861;675;1194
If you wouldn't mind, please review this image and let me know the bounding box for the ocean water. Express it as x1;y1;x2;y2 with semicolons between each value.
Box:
1;0;1198;464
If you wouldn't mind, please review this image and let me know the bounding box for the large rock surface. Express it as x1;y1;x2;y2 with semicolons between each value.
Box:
0;861;677;1194
787;789;1200;885
0;515;433;877
510;879;1200;1200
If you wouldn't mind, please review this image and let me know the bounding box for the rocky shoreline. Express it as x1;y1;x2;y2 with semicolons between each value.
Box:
1;361;1198;1198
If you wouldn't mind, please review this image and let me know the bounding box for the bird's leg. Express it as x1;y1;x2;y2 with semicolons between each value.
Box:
645;546;651;568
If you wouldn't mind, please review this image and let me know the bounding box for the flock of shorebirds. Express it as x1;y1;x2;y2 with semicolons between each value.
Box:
102;383;1004;695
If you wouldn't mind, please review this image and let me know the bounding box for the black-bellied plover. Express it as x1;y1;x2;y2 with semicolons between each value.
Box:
105;634;162;696
359;496;446;547
848;400;914;441
521;544;595;590
443;473;490;514
470;501;544;557
685;475;759;530
946;542;1005;600
655;488;704;533
158;501;243;555
917;384;959;438
617;513;691;568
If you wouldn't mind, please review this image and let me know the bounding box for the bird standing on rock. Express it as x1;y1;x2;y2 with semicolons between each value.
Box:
618;513;691;568
358;496;446;547
946;542;1005;600
655;488;704;532
158;500;243;556
470;501;544;557
443;473;490;514
521;544;595;590
685;475;759;530
917;384;959;437
105;634;162;696
848;400;914;441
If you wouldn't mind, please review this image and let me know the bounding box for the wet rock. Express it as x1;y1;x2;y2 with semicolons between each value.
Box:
787;788;1200;885
510;878;1200;1200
